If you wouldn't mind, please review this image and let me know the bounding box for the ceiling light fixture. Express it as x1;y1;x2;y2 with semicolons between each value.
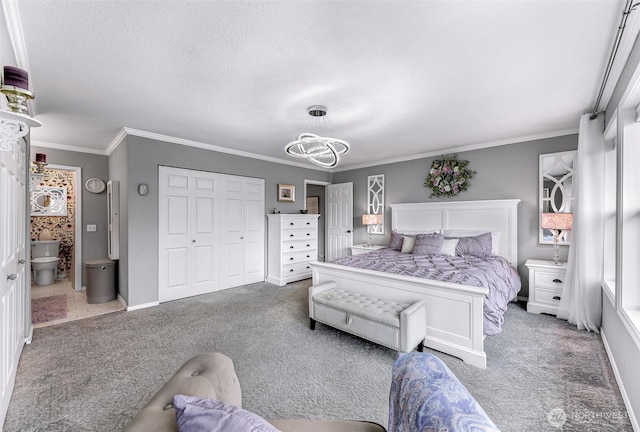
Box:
285;105;350;168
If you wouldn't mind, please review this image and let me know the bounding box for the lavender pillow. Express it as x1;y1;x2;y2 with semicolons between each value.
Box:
173;395;280;432
413;233;445;256
455;232;492;256
389;231;405;251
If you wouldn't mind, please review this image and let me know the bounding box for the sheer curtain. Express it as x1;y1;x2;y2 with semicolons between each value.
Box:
556;114;605;332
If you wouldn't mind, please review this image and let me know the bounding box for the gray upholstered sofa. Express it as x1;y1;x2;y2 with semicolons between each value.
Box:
125;352;385;432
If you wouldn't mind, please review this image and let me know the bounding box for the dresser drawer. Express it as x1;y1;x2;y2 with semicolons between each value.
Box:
534;271;565;289
283;239;316;253
535;288;563;306
283;250;316;264
283;262;313;277
283;230;316;241
283;218;318;230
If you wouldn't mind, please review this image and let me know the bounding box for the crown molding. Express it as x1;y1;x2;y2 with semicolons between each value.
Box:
120;127;330;172
332;127;579;172
104;127;127;155
31;139;106;155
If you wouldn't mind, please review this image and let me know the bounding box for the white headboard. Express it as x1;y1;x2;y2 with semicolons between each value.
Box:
390;199;520;266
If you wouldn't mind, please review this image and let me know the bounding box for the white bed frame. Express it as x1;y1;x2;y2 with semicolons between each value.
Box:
310;199;520;369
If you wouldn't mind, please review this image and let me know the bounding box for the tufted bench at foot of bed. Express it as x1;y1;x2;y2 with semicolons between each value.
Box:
309;281;427;353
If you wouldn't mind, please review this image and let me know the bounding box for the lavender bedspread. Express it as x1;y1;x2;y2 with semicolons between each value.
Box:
330;249;521;335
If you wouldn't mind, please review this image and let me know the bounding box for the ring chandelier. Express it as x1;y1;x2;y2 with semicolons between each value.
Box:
285;105;350;168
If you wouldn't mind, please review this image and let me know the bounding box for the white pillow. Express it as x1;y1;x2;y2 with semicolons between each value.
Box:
442;230;500;255
401;236;416;253
440;238;459;256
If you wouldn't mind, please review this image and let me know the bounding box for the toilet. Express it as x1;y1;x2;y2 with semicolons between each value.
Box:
31;240;60;286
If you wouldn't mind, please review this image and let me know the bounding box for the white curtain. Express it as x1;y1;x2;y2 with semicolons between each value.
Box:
557;114;605;332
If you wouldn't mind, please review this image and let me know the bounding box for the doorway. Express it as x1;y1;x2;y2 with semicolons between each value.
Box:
304;180;329;262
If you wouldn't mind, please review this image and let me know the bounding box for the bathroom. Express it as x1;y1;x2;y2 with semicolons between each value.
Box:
29;159;123;327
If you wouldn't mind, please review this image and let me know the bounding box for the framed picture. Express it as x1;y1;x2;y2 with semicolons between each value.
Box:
306;196;319;214
278;184;295;202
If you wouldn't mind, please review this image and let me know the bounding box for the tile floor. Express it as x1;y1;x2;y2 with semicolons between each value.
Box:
31;278;125;329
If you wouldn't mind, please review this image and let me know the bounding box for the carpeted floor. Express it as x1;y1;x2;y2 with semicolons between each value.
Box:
4;279;633;431
31;294;68;324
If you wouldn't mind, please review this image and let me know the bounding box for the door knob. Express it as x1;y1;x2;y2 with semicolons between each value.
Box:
18;259;25;264
7;274;17;281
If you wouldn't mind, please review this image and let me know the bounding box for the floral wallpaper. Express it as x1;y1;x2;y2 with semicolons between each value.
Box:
30;168;75;277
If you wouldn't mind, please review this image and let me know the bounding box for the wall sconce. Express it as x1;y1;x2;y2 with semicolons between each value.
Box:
1;65;41;153
362;214;383;247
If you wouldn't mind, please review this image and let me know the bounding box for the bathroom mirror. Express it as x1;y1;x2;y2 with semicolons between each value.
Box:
30;186;67;216
539;150;576;245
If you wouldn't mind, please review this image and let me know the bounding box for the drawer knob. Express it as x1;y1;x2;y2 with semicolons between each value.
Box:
290;269;294;273
289;222;294;225
306;233;310;236
290;234;294;237
306;255;310;258
553;296;561;300
290;246;294;249
306;222;310;225
306;244;310;247
306;266;310;269
289;257;294;261
552;279;562;284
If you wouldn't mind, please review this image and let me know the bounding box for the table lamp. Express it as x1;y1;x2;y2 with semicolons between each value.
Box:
541;212;573;265
362;214;383;247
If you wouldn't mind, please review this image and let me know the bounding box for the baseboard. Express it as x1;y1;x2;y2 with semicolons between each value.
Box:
117;294;127;308
126;301;159;312
517;295;528;302
601;328;639;432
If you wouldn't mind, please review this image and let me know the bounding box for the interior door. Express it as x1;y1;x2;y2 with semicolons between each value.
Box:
0;135;28;425
158;167;219;302
326;182;353;261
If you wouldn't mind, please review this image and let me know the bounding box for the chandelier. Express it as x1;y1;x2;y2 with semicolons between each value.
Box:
285;105;350;168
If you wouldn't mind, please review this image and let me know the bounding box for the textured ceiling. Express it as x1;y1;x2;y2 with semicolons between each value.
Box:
3;1;634;170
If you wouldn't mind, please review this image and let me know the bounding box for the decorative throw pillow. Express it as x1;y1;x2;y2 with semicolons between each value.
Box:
440;238;459;256
389;231;405;251
401;236;416;253
455;232;492;256
412;233;445;256
442;230;500;254
173;395;280;432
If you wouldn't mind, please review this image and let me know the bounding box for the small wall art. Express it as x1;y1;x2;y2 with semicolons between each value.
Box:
277;184;295;202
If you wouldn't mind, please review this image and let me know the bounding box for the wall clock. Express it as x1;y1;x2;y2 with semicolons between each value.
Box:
85;178;106;194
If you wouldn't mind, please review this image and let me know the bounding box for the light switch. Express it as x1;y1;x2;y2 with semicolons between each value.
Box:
87;224;97;232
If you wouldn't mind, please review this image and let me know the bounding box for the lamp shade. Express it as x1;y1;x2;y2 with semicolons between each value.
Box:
541;213;573;230
362;214;383;225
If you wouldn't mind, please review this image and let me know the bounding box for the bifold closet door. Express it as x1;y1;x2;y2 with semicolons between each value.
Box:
219;175;265;289
158;167;219;302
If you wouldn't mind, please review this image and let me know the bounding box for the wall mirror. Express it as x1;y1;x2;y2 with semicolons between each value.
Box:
30;186;67;216
539;150;575;245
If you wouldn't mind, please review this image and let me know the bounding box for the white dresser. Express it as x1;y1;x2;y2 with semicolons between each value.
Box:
525;259;567;315
267;214;320;286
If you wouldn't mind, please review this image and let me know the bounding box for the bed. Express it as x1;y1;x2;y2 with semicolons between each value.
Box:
310;199;521;369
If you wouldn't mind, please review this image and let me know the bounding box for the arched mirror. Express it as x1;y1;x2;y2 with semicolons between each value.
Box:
539;150;576;244
30;186;67;216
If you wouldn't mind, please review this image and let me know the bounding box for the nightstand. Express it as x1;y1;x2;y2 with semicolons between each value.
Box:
525;259;567;315
350;244;386;256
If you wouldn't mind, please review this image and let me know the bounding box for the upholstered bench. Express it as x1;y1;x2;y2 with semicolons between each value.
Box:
309;281;427;353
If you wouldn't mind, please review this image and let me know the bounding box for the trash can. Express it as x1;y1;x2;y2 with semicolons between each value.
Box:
85;258;116;304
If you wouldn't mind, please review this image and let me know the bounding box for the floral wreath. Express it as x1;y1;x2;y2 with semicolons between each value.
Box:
424;155;475;198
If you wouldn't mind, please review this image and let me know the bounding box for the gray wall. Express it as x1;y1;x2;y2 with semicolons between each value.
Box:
108;140;129;301
332;134;578;297
31;146;109;286
114;135;331;306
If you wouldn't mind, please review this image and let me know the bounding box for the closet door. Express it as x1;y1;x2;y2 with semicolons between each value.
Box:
219;175;265;289
158;167;219;302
